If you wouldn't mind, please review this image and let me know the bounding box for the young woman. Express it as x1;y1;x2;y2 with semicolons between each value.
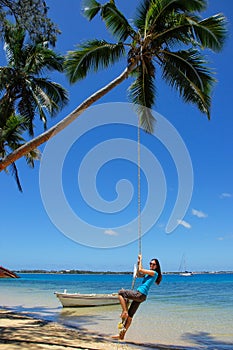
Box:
112;254;162;340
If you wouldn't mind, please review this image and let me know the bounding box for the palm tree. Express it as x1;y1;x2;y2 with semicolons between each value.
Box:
0;0;227;172
0;24;69;135
66;0;226;132
0;113;40;190
0;23;68;186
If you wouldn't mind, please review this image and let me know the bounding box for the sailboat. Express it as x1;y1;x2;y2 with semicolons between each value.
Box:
178;254;193;276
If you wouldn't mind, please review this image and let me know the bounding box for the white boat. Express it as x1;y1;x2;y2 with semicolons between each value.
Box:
178;254;193;276
179;271;193;276
55;291;119;307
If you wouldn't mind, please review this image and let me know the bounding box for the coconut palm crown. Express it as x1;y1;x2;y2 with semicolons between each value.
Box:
0;24;69;136
65;0;227;133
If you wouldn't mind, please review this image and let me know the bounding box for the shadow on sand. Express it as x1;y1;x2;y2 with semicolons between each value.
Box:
0;307;232;350
126;332;233;350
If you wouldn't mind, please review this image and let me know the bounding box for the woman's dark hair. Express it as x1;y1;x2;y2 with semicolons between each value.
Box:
151;258;162;285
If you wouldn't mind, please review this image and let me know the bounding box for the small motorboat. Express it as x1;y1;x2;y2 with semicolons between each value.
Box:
55;290;119;307
0;266;19;278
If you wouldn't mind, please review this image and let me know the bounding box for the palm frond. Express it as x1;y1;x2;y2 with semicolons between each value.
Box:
1;114;26;147
134;0;207;32
134;0;151;31
24;44;65;75
0;67;14;91
82;0;101;20
17;90;36;135
0;113;40;190
9;162;23;192
17;79;68;131
161;48;215;118
82;0;133;41
0;94;16;127
149;13;196;48
25;148;41;168
3;24;25;67
101;2;134;41
1;114;24;191
128;60;156;133
191;14;228;52
37;105;48;129
65;40;125;83
33;79;69;113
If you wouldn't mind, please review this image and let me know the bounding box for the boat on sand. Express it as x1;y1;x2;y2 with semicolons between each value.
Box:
55;290;119;307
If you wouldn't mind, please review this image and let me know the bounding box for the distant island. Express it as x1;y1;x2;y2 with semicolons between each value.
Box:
14;269;233;275
15;269;131;275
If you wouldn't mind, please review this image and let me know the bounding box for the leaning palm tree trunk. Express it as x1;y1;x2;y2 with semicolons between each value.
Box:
0;65;134;172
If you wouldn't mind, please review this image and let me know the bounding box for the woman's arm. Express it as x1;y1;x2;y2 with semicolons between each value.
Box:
137;254;155;277
136;254;145;277
139;268;155;276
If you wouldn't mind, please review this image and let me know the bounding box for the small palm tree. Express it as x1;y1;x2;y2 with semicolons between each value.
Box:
0;114;40;191
0;0;227;172
0;23;69;136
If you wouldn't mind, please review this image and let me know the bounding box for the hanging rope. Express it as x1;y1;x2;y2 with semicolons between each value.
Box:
137;116;142;256
131;117;142;291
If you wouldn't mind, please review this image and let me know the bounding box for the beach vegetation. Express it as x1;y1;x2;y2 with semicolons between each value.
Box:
0;0;59;45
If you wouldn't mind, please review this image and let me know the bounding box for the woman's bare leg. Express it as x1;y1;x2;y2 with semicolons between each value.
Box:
112;317;132;340
118;294;128;319
119;316;132;340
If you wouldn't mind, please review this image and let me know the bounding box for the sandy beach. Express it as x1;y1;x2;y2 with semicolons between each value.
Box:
0;309;125;350
0;309;187;350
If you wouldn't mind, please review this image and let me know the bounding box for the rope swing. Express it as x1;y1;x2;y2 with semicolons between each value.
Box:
137;116;142;257
131;118;142;290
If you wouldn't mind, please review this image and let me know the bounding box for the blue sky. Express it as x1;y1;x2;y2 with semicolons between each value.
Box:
1;0;233;272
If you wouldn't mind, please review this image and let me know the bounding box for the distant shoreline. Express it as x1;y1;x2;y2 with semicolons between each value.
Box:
14;269;233;275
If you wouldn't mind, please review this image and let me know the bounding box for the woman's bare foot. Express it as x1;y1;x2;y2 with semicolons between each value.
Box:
111;334;120;339
111;329;126;340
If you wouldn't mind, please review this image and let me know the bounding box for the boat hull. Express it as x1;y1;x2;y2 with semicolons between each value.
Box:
0;266;19;278
55;292;119;307
179;272;193;276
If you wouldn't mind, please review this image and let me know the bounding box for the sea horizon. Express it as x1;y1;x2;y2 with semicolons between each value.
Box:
11;268;233;275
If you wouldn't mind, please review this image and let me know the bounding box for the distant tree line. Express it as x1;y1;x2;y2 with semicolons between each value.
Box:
15;269;131;274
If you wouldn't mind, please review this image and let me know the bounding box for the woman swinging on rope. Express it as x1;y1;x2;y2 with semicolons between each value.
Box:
112;254;162;340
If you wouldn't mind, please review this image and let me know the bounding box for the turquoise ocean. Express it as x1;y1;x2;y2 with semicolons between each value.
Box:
1;273;233;349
